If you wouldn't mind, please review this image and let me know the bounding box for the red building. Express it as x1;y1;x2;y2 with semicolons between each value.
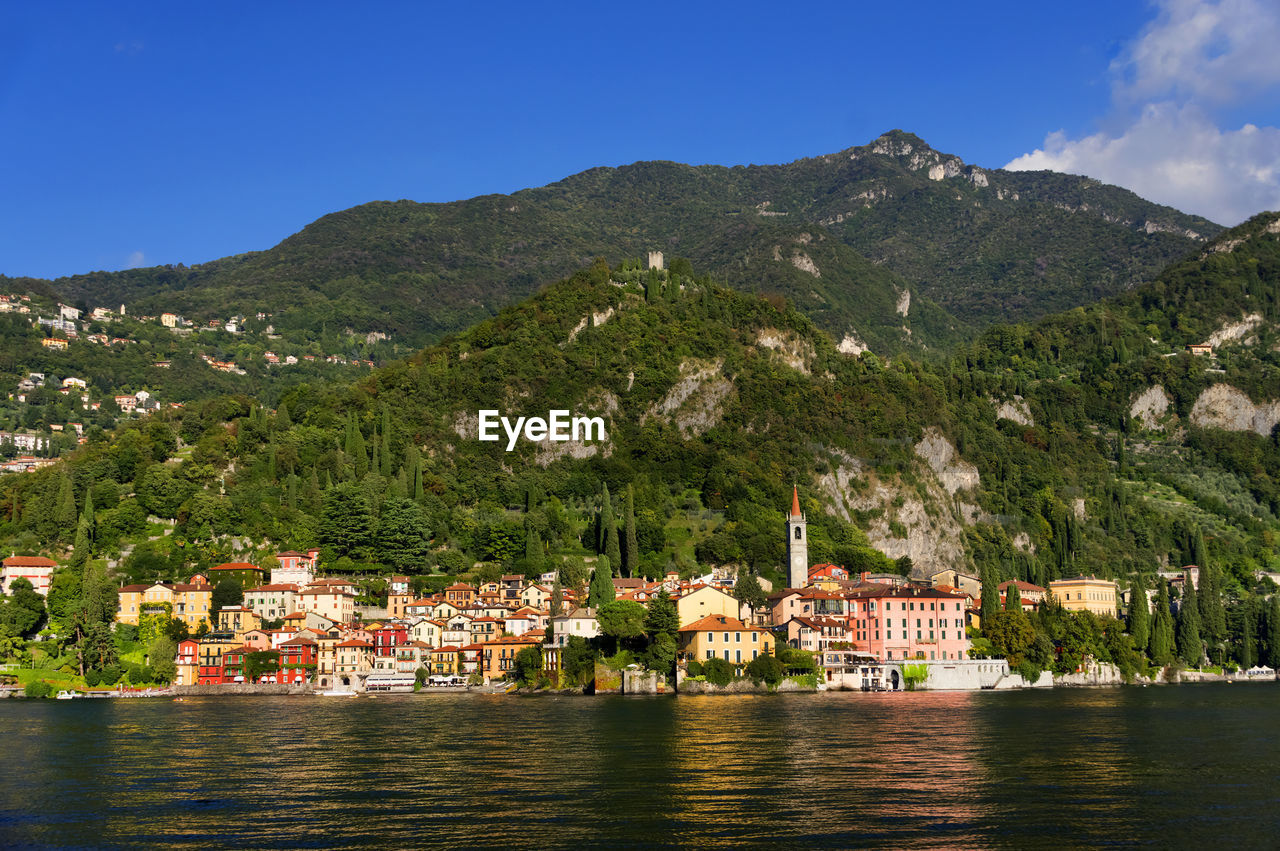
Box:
370;624;408;658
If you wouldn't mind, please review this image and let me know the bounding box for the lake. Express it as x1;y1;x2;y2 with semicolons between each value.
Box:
1;683;1277;847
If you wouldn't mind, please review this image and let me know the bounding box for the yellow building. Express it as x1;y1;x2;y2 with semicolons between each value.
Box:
217;606;264;639
675;584;742;628
1048;575;1118;617
116;575;214;632
678;614;775;666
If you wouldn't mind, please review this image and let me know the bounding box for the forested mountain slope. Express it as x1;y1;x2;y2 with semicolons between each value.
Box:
39;132;1218;355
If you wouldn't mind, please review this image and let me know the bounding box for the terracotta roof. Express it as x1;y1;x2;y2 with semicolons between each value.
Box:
336;639;373;648
679;613;761;632
212;562;262;571
998;580;1046;592
790;485;801;517
118;584;150;592
3;555;56;567
246;583;300;592
279;637;317;646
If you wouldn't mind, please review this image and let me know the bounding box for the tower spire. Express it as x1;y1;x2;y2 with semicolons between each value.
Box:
790;484;801;518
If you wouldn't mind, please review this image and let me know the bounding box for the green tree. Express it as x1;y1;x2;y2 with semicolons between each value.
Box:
980;566;1000;632
375;498;432;571
1149;580;1175;665
734;571;767;613
601;485;621;575
623;485;639;577
70;562;118;675
1198;563;1226;663
644;590;679;642
597;599;647;647
745;653;784;685
0;577;46;636
1176;574;1203;667
1267;595;1280;668
211;578;243;616
586;559;614;610
1005;581;1021;612
986;609;1036;665
549;574;563;618
243;650;280;683
148;635;177;683
1127;576;1150;652
512;645;542;685
319;482;375;559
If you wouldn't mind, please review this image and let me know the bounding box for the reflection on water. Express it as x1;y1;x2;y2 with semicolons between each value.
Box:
1;684;1277;847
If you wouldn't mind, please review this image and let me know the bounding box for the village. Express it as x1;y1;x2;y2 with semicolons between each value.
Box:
27;488;1136;696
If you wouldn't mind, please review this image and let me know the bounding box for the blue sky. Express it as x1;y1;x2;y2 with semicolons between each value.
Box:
2;1;1278;280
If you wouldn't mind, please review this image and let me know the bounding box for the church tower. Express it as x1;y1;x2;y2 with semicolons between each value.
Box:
786;485;808;589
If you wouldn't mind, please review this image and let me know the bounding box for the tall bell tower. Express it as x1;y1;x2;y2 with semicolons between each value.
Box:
786;485;808;589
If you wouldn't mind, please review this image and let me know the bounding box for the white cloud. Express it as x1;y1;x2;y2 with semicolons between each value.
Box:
1113;0;1280;106
125;250;146;269
1007;104;1280;225
1006;0;1280;225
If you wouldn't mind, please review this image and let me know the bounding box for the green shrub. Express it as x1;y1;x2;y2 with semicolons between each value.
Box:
686;659;703;677
702;656;736;686
99;664;123;686
84;669;102;687
746;654;784;685
24;680;52;698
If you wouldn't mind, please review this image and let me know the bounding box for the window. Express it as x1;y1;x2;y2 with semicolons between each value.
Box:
795;527;802;540
707;632;713;641
735;650;741;663
735;632;741;643
724;632;730;643
723;649;730;661
751;633;758;643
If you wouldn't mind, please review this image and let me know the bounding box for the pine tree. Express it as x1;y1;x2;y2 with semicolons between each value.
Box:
587;559;614;610
601;484;621;575
1127;576;1150;651
1150;580;1175;665
623;485;639;578
1177;573;1203;667
980;565;999;631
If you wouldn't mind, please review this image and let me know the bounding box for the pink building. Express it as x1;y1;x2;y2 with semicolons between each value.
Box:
846;585;970;661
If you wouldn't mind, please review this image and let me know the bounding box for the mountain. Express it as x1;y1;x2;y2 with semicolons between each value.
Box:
41;131;1219;355
9;214;1279;607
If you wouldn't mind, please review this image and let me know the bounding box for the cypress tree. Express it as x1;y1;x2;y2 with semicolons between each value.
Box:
1267;595;1280;668
624;485;639;578
1149;580;1175;665
276;400;292;431
56;474;77;534
1127;576;1150;652
1005;581;1021;612
980;566;1000;630
1198;564;1226;662
380;404;393;473
370;430;380;477
549;573;563;618
601;485;621;575
1239;596;1257;669
1176;574;1203;667
587;559;614;610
